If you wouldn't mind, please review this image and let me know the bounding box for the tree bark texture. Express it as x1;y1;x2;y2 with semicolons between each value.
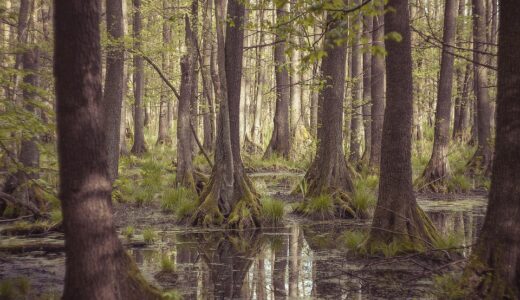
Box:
53;1;160;298
368;0;439;248
461;2;520;296
264;5;291;159
419;0;458;192
131;0;147;155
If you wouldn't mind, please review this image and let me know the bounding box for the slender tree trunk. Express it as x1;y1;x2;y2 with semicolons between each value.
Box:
264;4;291;159
250;5;265;146
176;53;196;190
53;1;160;298
299;9;356;219
192;0;261;228
157;1;172;145
349;7;363;165
289;3;301;137
419;0;458;192
369;9;385;169
131;0;147;155
368;0;439;249
202;0;215;152
467;0;492;175
361;13;373;163
103;0;125;181
189;0;200;155
460;3;520;296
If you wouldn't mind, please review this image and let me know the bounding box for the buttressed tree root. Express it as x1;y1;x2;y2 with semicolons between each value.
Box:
191;169;262;229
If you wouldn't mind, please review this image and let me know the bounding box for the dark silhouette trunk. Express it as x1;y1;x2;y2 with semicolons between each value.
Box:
460;3;520;296
264;5;291;159
103;0;125;181
467;0;492;175
369;11;385;170
299;10;356;219
349;6;363;165
157;1;172;145
131;0;147;155
192;0;261;228
361;13;373;162
419;0;458;192
53;1;160;298
368;0;439;249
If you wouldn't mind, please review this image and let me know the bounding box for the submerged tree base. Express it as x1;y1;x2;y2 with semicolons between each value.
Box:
191;170;262;229
367;205;440;254
417;157;451;193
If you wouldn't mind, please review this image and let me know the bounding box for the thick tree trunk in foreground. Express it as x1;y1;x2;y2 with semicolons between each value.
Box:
53;1;160;298
467;0;492;175
192;0;261;229
299;11;356;219
419;0;458;192
103;0;125;181
131;0;147;155
369;11;385;170
264;5;291;159
368;0;439;249
460;3;520;296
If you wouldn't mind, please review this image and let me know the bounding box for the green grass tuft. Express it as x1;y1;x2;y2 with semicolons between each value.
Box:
161;188;198;221
432;273;466;299
142;227;157;244
0;277;31;299
299;194;334;219
163;290;183;300
260;197;285;225
433;231;464;249
122;226;135;239
160;254;175;272
447;174;472;193
341;230;367;250
351;176;378;217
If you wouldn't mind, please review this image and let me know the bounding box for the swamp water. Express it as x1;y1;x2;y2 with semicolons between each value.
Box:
0;173;487;299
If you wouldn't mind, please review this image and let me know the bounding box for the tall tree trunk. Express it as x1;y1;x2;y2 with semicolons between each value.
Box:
103;0;125;181
368;0;439;249
460;2;520;296
289;4;301;137
299;9;356;219
176;45;196;190
53;1;160;298
157;1;172;145
131;0;147;155
467;0;492;175
250;5;266;146
189;0;200;155
264;4;291;159
369;10;385;169
192;0;261;228
361;13;373;163
419;0;458;192
201;0;215;152
349;7;363;165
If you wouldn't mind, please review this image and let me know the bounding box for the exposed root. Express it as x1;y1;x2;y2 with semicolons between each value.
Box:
417;156;451;193
366;205;441;254
191;170;262;229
